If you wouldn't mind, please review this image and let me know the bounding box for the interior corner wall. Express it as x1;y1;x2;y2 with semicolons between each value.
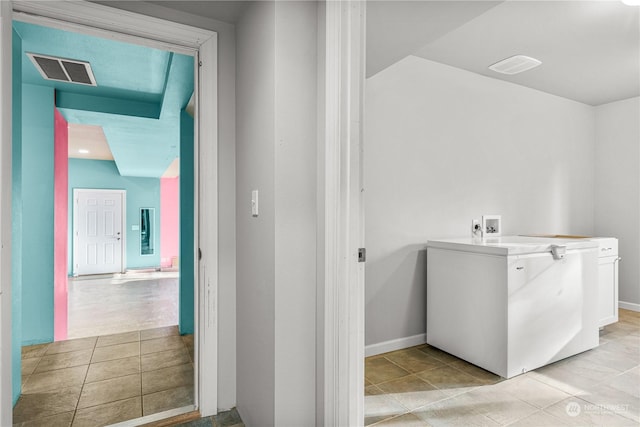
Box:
595;96;640;308
21;83;55;346
67;159;161;271
236;2;317;425
11;27;23;405
364;56;596;348
179;110;194;335
236;1;276;425
160;177;179;268
53;108;68;342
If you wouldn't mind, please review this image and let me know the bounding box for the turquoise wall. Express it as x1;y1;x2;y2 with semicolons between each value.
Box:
179;110;194;334
21;84;55;346
68;159;161;271
12;28;23;406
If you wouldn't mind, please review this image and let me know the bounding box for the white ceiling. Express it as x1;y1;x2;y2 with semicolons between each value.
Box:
367;0;640;106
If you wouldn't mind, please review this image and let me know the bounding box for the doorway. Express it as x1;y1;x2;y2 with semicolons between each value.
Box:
73;189;125;276
0;1;220;424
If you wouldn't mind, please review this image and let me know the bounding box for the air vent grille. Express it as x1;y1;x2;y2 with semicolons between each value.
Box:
488;55;542;75
27;53;97;86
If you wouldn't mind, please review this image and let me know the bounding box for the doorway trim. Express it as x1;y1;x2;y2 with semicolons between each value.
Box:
72;188;127;276
1;0;219;422
321;1;366;425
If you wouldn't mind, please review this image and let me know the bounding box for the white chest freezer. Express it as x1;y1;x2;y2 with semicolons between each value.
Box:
426;236;599;378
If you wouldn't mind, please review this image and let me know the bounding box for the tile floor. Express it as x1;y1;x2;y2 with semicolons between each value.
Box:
14;325;195;427
365;309;640;426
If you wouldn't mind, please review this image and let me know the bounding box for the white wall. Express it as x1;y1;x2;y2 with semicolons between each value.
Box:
236;2;317;425
595;97;640;309
90;0;238;411
364;56;596;348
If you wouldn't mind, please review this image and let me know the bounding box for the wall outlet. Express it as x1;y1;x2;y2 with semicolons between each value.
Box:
471;219;482;237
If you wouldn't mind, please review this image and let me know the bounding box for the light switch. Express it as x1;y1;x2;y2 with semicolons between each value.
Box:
132;224;140;231
251;190;259;217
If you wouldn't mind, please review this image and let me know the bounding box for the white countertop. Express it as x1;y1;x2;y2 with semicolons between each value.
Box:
426;235;598;256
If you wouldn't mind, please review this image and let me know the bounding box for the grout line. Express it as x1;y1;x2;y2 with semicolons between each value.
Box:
70;336;99;426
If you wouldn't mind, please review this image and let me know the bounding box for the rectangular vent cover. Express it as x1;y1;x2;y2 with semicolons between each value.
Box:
488;55;542;75
27;53;97;86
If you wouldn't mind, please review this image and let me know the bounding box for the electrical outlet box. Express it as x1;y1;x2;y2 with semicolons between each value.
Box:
471;219;481;236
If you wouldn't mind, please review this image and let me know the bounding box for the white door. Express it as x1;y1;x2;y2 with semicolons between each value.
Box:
74;189;125;275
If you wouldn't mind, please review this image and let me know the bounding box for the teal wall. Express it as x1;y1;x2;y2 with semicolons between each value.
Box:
68;159;161;271
21;84;55;346
179;110;194;334
12;28;23;406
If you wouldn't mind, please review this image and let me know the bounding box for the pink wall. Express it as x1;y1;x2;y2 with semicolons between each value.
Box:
160;177;180;268
54;108;68;341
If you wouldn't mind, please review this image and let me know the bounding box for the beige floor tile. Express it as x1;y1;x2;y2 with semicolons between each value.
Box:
72;396;142;427
607;369;640;398
141;347;191;372
22;344;49;360
576;345;639;373
507;410;569;426
528;358;620;395
142;363;194;394
416;344;461;364
141;335;186;355
415;365;485;396
14;410;75;427
384;348;445;374
91;342;140;363
77;374;141;409
491;374;571;409
85;356;141;383
45;337;97;355
577;383;640;423
34;349;93;373
462;388;538;425
412;395;500;427
545;397;638;426
375;413;430;426
376;374;449;410
140;325;179;341
22;365;88;394
142;385;195;416
96;331;140;348
12;386;81;424
364;390;407;426
21;358;40;376
365;356;411;385
447;360;503;384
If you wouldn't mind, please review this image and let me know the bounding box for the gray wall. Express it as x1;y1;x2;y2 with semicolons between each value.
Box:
236;1;318;425
92;1;238;411
364;56;597;349
595;97;640;308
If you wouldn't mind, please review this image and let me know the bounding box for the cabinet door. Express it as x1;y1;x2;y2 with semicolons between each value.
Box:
598;256;619;327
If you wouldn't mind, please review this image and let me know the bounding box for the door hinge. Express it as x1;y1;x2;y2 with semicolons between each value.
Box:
358;248;366;263
198;248;202;260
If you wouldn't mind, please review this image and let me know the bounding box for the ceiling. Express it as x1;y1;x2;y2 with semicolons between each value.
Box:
367;0;640;106
14;20;193;178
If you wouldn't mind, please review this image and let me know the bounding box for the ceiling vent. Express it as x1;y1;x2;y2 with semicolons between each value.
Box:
27;53;97;86
488;55;542;75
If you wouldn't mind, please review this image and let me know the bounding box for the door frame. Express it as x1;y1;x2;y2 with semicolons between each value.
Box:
320;1;366;425
72;188;126;276
0;0;219;423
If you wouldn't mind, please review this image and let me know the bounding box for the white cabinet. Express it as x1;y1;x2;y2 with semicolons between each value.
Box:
426;236;599;379
593;238;619;327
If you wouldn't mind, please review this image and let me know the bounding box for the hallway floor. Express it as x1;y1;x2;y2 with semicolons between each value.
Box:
365;309;640;426
68;271;179;339
14;325;194;427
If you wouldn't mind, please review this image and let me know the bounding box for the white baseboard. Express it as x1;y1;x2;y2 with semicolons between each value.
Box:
365;333;426;357
619;301;640;312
